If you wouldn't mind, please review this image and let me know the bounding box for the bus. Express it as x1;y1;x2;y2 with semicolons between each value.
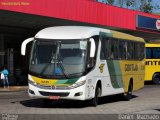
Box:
21;26;145;106
145;43;160;84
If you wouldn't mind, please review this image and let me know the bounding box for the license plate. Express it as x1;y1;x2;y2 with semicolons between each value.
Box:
49;96;60;100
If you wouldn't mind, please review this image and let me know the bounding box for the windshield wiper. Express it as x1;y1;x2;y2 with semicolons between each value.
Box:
40;42;70;79
56;54;70;79
40;57;54;75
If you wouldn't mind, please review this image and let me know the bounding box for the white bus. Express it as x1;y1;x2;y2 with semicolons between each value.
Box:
21;26;145;106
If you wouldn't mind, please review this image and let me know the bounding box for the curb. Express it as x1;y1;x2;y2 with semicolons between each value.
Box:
0;86;28;92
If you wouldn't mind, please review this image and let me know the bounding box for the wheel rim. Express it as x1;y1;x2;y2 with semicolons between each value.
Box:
153;77;160;84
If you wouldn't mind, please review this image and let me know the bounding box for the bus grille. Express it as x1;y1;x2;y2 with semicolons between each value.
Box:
39;91;69;97
36;84;71;90
36;84;51;89
36;85;71;90
29;81;71;90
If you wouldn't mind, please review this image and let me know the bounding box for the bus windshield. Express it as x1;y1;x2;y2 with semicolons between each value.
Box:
29;39;88;78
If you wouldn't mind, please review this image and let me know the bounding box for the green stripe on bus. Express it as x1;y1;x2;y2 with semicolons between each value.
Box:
107;60;123;88
55;80;68;84
64;78;79;84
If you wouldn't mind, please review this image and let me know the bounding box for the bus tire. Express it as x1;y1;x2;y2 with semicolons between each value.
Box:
123;82;133;101
152;74;160;85
90;86;100;107
42;99;52;107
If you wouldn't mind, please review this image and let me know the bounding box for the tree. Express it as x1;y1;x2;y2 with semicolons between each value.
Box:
117;0;124;7
117;0;136;8
106;0;115;5
97;0;160;13
140;2;153;13
139;0;153;13
100;0;159;13
126;0;135;8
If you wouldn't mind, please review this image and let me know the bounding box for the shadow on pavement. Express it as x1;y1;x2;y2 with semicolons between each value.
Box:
19;94;138;108
144;81;154;85
154;109;160;111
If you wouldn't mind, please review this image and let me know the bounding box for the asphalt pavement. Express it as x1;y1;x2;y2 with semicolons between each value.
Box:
0;84;160;120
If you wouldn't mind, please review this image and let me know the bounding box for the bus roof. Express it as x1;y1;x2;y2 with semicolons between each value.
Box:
110;30;144;42
35;26;144;42
35;26;101;39
145;43;160;47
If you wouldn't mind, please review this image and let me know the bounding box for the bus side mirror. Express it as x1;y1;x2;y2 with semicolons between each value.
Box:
89;38;96;58
21;37;34;56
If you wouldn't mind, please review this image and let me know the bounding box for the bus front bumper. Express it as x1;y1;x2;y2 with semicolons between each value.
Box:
28;83;86;100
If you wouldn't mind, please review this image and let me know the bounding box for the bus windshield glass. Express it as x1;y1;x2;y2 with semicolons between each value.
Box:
29;39;88;78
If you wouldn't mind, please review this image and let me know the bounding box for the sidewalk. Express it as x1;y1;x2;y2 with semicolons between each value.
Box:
0;86;28;92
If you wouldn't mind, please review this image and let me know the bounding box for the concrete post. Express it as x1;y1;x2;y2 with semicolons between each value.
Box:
0;34;4;68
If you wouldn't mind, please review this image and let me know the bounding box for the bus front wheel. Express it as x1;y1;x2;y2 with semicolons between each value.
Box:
90;86;100;107
153;74;160;85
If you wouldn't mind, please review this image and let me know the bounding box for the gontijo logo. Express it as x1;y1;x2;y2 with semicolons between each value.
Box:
99;64;105;73
156;19;160;30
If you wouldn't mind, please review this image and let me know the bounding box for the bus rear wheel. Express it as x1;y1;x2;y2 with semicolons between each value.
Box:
123;82;133;101
153;74;160;85
90;86;100;107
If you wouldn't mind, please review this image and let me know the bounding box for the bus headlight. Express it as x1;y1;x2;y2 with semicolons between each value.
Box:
69;80;86;89
28;79;37;86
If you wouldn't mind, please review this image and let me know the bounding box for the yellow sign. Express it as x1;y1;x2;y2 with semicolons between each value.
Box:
31;76;57;85
99;64;105;73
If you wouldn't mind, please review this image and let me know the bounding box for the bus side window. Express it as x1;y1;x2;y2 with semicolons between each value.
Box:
107;39;111;59
156;48;160;58
111;38;119;59
127;42;134;60
153;48;160;59
119;40;127;60
100;37;110;60
137;43;140;60
140;43;145;59
146;48;151;59
134;43;139;60
100;37;106;59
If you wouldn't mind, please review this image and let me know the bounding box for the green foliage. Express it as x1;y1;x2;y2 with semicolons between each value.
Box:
126;0;135;8
103;0;160;13
140;2;153;13
138;0;152;13
106;0;115;5
118;0;124;7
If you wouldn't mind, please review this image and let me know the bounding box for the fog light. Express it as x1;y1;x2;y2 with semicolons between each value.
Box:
74;92;83;96
29;89;35;95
